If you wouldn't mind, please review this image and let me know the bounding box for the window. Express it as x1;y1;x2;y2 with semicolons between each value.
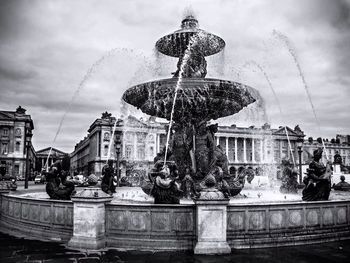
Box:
14;165;19;175
126;146;132;159
104;132;110;141
104;145;109;156
15;142;20;152
149;146;154;157
1;143;8;154
3;128;9;136
137;147;145;160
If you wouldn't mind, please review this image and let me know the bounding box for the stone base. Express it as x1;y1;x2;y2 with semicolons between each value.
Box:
68;236;106;250
194;241;231;254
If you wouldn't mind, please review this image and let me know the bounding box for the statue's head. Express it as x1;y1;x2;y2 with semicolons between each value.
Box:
340;175;345;182
313;148;323;160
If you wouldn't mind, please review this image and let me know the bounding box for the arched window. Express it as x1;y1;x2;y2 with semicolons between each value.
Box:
104;145;109;156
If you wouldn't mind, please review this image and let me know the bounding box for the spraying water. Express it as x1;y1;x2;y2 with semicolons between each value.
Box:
272;30;328;160
44;48;128;171
243;61;296;166
106;116;119;164
163;33;201;165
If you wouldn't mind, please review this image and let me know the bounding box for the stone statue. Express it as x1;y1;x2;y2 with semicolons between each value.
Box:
333;151;342;165
333;175;350;191
279;159;299;194
173;48;207;78
45;160;75;200
302;148;332;201
149;162;182;204
101;160;117;194
226;168;255;196
194;121;213;179
168;123;193;179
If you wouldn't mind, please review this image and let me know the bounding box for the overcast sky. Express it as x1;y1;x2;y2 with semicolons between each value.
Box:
0;0;349;153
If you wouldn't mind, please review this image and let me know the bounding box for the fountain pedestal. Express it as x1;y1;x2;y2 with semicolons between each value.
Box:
68;187;112;250
194;189;231;254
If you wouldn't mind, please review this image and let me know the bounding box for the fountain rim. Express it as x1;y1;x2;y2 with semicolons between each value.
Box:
155;29;226;57
125;77;253;90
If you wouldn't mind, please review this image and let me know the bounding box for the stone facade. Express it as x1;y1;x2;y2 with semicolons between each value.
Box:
0;106;36;179
70;113;305;183
36;147;67;171
303;140;350;166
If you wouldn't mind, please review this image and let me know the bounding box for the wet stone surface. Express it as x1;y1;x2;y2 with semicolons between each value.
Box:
1;232;350;262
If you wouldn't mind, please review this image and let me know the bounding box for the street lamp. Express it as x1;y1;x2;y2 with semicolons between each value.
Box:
25;128;33;189
115;134;122;187
296;138;304;185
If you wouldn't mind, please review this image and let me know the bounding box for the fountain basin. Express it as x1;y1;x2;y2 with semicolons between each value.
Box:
1;189;350;250
122;78;256;121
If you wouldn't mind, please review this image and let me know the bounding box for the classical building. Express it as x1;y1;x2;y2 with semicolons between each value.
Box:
70;112;305;184
303;139;350;166
0;106;36;179
36;147;67;171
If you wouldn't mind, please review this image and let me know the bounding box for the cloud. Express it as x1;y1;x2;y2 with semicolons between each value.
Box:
0;0;349;152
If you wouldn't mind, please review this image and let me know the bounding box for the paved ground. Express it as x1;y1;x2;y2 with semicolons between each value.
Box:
0;232;350;263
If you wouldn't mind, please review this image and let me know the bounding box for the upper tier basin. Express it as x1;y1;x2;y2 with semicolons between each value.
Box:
122;78;256;122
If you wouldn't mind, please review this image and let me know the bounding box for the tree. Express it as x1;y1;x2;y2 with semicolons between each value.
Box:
308;137;313;143
331;138;336;144
316;137;322;144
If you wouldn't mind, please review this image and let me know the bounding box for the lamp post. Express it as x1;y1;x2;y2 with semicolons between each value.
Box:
296;138;303;185
25;129;33;189
115;134;122;187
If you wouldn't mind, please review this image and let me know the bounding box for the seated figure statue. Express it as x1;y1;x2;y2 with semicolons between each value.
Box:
101;160;117;194
46;161;75;200
302;148;332;201
333;175;350;191
279;159;299;194
150;163;182;204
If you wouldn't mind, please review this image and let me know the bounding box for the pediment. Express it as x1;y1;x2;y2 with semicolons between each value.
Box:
125;115;148;128
272;126;299;137
36;147;66;156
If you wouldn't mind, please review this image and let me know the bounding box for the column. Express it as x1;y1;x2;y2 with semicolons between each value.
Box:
243;138;247;163
225;137;229;158
252;138;255;163
234;137;238;163
133;133;137;160
279;140;283;160
156;134;160;153
194;197;231;254
68;187;113;250
260;139;264;163
216;136;219;146
122;134;126;157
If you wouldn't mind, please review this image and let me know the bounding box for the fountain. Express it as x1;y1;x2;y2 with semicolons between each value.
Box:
123;15;257;202
0;13;350;254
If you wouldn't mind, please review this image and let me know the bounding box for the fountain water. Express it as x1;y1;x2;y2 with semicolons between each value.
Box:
123;15;257;200
242;60;296;166
272;30;328;160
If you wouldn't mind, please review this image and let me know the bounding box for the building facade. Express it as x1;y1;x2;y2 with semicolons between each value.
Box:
70;112;305;184
303;140;350;166
0;106;36;179
36;147;67;171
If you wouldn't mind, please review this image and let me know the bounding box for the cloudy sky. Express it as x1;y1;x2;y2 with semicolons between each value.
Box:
1;0;349;153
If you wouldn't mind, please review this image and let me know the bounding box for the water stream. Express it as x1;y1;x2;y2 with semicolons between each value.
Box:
163;33;204;165
44;48;127;170
243;60;296;166
273;30;328;160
